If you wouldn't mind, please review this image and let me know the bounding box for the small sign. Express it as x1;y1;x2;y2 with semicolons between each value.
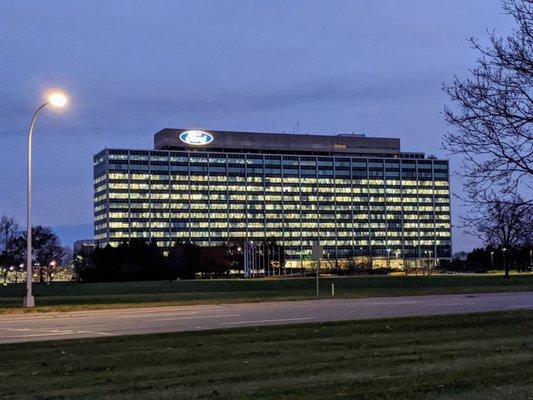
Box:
179;130;214;146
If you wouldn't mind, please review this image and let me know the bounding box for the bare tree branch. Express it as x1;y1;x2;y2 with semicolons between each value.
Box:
443;0;532;203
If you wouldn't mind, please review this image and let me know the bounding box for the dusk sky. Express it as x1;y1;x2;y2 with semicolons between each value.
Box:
0;0;515;251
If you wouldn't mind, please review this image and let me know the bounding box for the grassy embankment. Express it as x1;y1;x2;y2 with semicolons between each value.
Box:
0;310;531;400
0;274;532;313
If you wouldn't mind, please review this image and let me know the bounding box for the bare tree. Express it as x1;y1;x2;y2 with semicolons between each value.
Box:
472;195;532;248
464;194;532;278
61;246;73;267
16;226;65;283
443;0;532;203
41;260;61;283
11;264;24;284
0;216;18;255
0;216;21;283
33;226;65;283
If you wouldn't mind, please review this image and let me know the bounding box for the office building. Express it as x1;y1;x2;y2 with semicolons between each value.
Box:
94;128;451;269
73;239;96;257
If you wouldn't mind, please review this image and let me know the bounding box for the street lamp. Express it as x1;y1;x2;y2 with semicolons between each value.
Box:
386;248;391;269
502;247;508;279
23;91;68;308
490;251;494;270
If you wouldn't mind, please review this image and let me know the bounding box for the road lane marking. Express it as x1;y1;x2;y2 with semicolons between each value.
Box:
362;301;421;305
151;313;241;322
0;307;227;322
74;330;112;336
115;311;200;319
220;317;312;325
1;332;75;339
3;331;111;338
0;328;31;332
0;327;112;338
0;310;206;323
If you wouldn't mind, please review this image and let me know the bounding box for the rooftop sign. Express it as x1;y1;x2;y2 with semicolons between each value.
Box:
179;130;214;146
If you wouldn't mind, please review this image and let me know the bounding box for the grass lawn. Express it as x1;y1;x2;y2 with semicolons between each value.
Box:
1;274;532;313
0;310;531;400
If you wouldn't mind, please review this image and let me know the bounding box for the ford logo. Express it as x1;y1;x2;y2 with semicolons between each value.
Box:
179;130;214;146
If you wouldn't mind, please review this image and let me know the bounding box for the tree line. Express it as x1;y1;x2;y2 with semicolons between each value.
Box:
0;216;69;283
74;239;286;282
450;245;532;275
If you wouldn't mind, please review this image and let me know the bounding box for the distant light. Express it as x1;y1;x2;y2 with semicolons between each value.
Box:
48;92;68;108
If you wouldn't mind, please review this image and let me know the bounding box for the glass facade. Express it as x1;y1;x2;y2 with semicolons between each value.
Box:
94;144;451;266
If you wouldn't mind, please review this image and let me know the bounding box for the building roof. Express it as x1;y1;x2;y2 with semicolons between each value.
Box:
153;128;415;157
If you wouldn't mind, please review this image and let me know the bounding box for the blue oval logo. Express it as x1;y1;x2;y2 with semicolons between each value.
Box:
179;130;214;146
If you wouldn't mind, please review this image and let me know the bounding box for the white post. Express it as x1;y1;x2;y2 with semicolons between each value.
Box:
243;241;248;278
251;242;255;278
314;258;317;297
312;241;322;298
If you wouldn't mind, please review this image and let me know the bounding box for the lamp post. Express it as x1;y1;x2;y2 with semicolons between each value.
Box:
236;246;242;277
48;261;57;284
386;248;391;269
243;242;249;278
490;251;494;270
23;92;68;308
250;240;254;278
502;247;508;279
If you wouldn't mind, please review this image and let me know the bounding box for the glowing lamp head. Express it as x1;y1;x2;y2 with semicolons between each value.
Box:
48;92;68;108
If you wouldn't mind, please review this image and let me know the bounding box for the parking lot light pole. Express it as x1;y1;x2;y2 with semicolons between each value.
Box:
23;92;68;308
502;247;508;279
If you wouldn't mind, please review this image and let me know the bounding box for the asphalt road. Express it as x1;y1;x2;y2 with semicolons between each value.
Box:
0;292;532;344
